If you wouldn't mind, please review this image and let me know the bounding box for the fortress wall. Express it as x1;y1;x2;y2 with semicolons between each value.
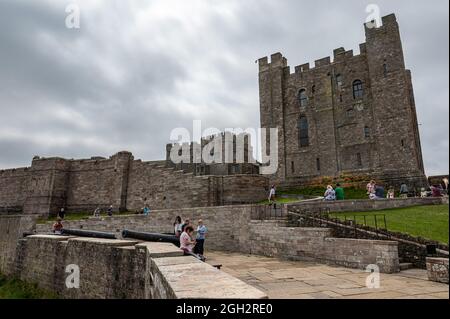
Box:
66;152;133;212
0;215;36;275
36;205;253;253
0;168;31;211
7;235;267;299
66;158;122;212
126;161;212;211
215;175;269;205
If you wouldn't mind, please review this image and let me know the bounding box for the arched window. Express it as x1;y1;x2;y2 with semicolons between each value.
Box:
298;89;308;107
353;80;364;99
298;116;309;147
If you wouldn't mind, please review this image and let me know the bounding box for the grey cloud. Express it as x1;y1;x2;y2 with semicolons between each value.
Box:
0;0;448;176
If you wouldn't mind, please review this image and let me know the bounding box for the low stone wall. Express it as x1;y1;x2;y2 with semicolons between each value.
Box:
287;197;447;214
11;234;267;299
247;221;399;273
426;258;449;284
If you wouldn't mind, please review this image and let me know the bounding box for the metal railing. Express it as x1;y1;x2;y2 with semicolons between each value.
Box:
250;204;286;220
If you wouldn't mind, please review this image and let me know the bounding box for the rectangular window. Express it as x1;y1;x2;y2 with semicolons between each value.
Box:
364;126;370;138
316;158;321;171
291;161;295;174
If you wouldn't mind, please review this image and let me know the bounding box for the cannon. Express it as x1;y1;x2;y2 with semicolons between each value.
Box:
122;230;180;246
61;229;117;239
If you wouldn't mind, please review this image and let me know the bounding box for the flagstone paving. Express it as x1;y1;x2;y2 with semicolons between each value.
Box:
206;251;449;299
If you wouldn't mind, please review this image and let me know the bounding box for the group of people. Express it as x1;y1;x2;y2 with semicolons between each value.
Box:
173;216;208;262
323;184;345;201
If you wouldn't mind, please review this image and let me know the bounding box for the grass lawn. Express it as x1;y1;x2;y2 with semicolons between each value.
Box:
0;273;58;299
330;205;449;244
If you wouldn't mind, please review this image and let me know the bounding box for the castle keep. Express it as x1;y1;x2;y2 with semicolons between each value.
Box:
259;14;427;188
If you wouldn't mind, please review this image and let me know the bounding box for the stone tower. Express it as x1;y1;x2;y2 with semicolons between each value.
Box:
258;14;427;189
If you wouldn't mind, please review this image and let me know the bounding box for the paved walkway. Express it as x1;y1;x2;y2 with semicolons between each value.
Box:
206;252;449;299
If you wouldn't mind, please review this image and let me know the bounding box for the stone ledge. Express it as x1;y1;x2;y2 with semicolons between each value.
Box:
136;242;184;258
152;257;268;299
67;237;139;247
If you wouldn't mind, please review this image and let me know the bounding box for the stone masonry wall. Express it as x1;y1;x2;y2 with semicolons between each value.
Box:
247;221;399;273
0;153;268;217
0;215;37;275
9;235;267;299
35;202;402;273
258;14;427;189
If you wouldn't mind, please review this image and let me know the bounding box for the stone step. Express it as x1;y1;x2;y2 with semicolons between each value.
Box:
399;263;414;271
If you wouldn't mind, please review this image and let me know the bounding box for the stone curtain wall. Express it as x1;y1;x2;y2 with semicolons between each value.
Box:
0;168;30;211
0;153;268;217
0;215;37;275
9;235;267;299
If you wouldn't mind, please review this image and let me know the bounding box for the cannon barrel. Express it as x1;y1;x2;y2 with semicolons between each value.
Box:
122;230;179;246
61;229;116;239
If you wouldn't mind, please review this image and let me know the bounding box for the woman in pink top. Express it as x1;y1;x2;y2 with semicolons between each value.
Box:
180;226;196;253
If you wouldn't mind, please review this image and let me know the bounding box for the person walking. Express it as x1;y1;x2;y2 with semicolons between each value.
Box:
194;219;208;259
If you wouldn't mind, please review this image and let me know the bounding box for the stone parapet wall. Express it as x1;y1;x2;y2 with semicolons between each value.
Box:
9;234;267;299
247;221;399;273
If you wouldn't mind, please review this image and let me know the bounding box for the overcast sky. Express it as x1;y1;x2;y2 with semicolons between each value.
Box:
0;0;448;175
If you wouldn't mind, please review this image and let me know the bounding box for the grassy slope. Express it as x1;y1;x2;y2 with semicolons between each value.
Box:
0;273;58;299
331;205;449;244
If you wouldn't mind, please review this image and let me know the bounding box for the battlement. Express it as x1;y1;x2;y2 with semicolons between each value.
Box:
260;14;398;77
258;52;288;72
365;13;399;37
